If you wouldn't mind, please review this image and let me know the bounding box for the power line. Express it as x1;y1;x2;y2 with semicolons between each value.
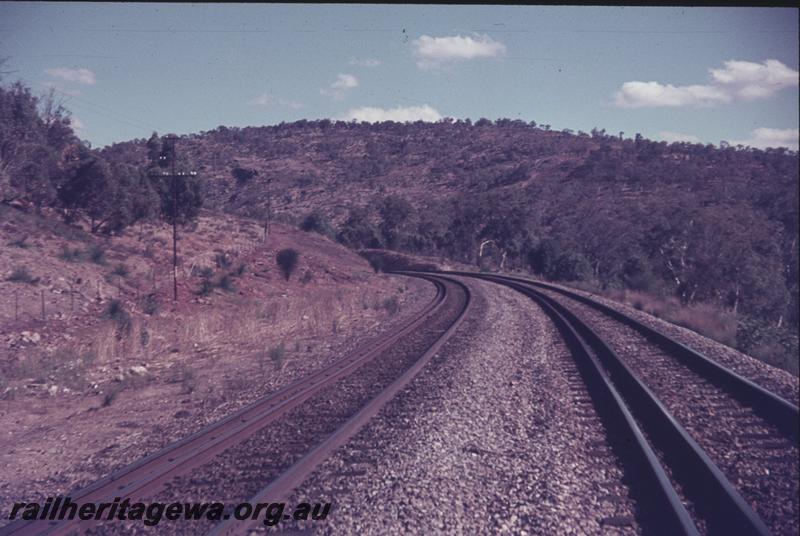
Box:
46;86;160;133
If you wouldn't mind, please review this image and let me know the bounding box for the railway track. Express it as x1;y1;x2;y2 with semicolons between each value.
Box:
450;271;798;536
1;273;471;536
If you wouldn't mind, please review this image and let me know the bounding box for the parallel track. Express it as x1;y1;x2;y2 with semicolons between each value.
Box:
207;273;471;536
1;274;469;536
448;271;792;535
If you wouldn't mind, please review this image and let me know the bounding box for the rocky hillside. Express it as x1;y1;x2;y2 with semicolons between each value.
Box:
99;122;799;372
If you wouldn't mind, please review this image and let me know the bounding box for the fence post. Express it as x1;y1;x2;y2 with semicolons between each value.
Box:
14;290;18;322
41;290;45;320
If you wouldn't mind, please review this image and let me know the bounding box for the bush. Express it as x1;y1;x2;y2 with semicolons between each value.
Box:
232;263;247;277
232;166;258;185
112;263;129;277
382;296;400;316
87;245;107;265
141;293;160;315
268;342;286;368
59;245;83;262
276;249;299;281
8;236;29;248
7;266;37;284
217;274;235;292
103;382;125;407
300;269;314;285
194;265;214;278
214;252;232;269
105;299;131;332
300;211;336;239
176;363;197;394
197;278;215;296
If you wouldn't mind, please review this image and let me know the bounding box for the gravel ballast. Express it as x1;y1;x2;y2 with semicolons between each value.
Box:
277;276;642;535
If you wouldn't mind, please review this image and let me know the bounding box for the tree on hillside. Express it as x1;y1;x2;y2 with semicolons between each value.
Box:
337;206;381;249
232;165;258;185
276;248;299;281
57;144;116;231
300;210;335;239
378;195;414;249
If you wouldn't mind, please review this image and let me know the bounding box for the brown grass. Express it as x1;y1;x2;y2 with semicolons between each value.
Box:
566;283;738;349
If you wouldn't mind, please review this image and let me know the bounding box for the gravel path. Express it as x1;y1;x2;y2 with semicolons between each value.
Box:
268;277;642;535
537;287;799;536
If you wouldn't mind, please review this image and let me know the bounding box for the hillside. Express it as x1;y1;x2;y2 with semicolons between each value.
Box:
0;204;434;501
2;74;797;373
98;121;799;372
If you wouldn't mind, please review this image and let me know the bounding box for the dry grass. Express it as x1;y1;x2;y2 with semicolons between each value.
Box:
567;283;738;349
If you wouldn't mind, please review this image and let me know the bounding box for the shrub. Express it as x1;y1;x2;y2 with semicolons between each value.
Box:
232;263;247;277
214;252;232;269
232;166;258;185
300;269;314;285
197;278;215;296
299;211;336;239
194;265;214;278
382;296;400;316
87;245;107;265
105;299;131;332
59;245;83;262
112;263;129;277
140;327;151;347
276;249;299;281
176;363;197;394
141;293;160;315
268;342;286;368
217;274;235;292
8;236;29;248
103;382;124;407
7;266;37;284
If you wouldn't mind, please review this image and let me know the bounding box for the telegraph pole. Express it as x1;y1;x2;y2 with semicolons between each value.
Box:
265;177;273;239
150;134;197;302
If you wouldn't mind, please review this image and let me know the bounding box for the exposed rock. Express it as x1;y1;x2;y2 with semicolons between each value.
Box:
129;365;148;376
20;331;41;344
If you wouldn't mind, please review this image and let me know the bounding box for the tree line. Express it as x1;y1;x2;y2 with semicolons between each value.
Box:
0;78;203;234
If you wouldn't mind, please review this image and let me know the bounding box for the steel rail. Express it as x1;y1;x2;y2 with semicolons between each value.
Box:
0;276;450;536
470;273;772;535
207;273;471;536
445;270;799;443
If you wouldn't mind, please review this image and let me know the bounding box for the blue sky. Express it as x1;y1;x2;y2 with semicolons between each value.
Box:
1;4;798;149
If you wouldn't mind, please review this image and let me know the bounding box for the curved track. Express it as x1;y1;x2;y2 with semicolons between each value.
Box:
1;273;471;536
445;271;797;536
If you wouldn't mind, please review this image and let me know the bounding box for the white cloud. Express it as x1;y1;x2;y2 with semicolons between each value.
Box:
730;127;798;150
44;67;96;85
710;59;797;100
614;59;798;108
615;82;729;108
341;104;442;123
249;93;303;110
349;58;382;67
660;131;702;144
321;73;359;100
412;34;506;69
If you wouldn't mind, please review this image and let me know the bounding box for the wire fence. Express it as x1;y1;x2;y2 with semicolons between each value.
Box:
3;235;272;327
